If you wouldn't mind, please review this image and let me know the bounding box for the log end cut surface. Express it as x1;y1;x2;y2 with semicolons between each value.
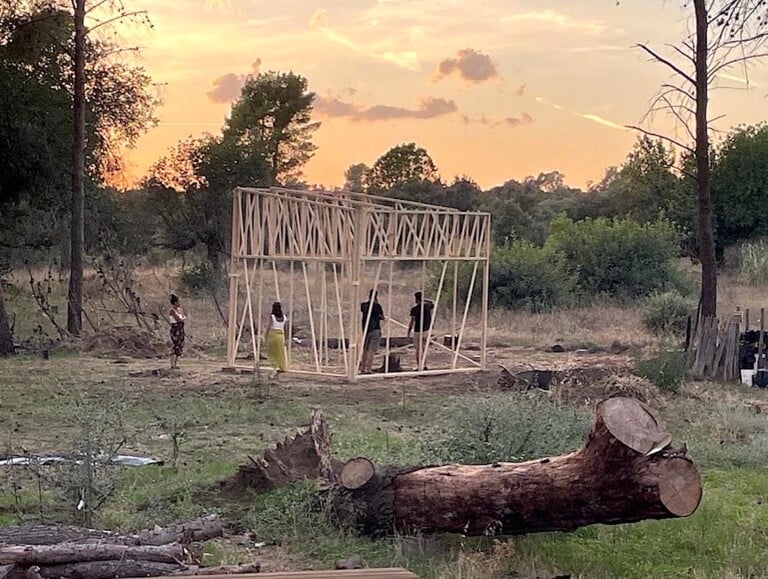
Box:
600;397;672;455
340;458;375;490
657;457;702;517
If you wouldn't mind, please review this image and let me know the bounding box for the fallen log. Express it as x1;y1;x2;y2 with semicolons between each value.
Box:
33;560;183;579
0;516;222;547
324;397;702;536
0;543;187;566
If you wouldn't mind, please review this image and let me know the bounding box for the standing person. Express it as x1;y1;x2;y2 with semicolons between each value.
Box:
360;289;385;374
264;301;288;379
169;293;186;369
407;291;434;371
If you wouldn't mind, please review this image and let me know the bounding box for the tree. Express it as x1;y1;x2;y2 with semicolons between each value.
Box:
343;163;370;193
368;143;439;192
712;124;768;251
630;0;768;317
223;71;318;185
1;0;158;335
0;282;12;356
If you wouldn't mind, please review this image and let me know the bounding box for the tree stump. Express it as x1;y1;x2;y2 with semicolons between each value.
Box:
324;397;702;537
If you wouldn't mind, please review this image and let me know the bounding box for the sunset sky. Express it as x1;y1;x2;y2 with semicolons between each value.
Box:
122;0;768;190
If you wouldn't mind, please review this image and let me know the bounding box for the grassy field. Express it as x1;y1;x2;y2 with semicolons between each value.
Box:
3;264;768;578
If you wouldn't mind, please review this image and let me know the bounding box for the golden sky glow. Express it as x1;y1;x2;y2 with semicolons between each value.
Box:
122;0;768;189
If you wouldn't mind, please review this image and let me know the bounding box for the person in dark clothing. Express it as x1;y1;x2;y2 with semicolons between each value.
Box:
407;291;434;371
360;289;385;374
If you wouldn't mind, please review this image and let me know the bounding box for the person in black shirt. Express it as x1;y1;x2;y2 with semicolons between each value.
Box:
407;291;434;371
360;289;385;374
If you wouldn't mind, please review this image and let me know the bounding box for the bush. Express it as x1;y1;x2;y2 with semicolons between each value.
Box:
740;240;768;285
641;291;696;336
634;349;690;394
443;240;579;312
546;214;680;299
178;262;220;297
423;393;590;464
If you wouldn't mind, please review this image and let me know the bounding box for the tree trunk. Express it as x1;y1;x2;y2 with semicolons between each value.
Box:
325;397;702;537
694;0;718;318
67;0;86;336
0;283;14;357
34;560;182;579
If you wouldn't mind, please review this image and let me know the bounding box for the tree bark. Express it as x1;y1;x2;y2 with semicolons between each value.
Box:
694;0;718;318
0;544;186;566
34;560;182;579
0;516;222;547
325;397;702;537
0;283;14;357
67;0;86;336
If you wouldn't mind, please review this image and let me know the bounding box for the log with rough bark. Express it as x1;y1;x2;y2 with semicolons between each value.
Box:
219;409;338;497
325;397;702;537
0;516;222;547
0;543;186;565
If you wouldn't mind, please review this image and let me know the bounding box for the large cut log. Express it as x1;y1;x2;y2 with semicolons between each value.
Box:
33;560;182;579
325;397;702;536
0;543;187;566
219;409;337;497
0;516;222;547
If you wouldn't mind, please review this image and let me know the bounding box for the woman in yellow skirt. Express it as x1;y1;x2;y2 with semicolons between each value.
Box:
264;301;288;379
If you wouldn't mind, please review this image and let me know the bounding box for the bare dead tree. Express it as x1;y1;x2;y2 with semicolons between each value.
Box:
628;0;768;318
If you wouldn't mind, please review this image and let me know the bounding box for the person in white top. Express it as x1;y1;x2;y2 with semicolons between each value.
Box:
169;293;187;369
264;301;288;379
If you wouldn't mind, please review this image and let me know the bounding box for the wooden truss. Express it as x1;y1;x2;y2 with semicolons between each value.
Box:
225;187;491;381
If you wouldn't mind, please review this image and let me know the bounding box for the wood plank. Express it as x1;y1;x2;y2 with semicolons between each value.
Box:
162;570;418;579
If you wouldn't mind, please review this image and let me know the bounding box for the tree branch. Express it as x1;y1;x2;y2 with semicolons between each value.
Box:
636;43;696;85
710;52;768;77
627;125;694;153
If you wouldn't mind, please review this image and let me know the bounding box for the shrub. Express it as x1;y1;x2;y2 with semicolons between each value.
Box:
740;240;768;285
641;291;696;336
178;262;220;297
423;393;590;464
546;214;680;299
443;240;579;312
634;349;690;394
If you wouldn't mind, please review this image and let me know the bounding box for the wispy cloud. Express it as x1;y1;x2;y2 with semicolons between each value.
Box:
309;8;420;71
578;113;628;131
462;112;534;128
314;95;457;121
716;72;760;87
504;10;607;34
502;113;534;128
435;48;499;83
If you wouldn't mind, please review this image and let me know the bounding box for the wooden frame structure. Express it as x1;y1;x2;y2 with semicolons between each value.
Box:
225;187;491;381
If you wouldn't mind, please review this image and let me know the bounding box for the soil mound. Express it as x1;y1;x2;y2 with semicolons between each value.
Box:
85;326;167;359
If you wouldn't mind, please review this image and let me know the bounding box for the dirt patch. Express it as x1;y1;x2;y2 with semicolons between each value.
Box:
85;326;168;359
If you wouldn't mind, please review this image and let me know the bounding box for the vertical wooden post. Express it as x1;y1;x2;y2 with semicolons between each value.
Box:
349;207;365;382
759;308;765;370
384;261;394;374
480;216;491;370
226;189;242;367
287;260;295;369
746;308;750;332
255;259;264;374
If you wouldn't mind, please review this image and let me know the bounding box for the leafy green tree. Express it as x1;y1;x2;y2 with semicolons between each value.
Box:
344;163;370;193
223;71;318;184
369;143;439;192
712;124;768;250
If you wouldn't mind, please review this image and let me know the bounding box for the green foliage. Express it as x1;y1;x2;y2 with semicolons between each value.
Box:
224;71;319;184
641;291;696;336
739;240;768;285
634;349;689;394
423;393;589;464
546;214;680;299
713;124;768;250
487;240;578;311
369;143;438;192
178;262;221;297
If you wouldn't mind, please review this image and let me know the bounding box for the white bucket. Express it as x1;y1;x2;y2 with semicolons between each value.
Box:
741;369;756;386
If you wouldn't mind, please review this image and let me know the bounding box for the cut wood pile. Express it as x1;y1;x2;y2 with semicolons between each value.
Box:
692;315;740;381
0;516;260;579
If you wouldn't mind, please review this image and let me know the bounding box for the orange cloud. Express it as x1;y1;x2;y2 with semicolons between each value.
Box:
206;59;262;103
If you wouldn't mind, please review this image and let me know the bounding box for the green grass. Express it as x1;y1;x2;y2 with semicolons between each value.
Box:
3;350;768;577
